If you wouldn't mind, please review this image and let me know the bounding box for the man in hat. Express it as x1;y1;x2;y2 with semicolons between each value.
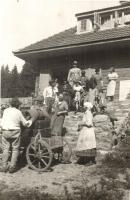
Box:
67;60;81;87
0;97;32;173
43;79;58;114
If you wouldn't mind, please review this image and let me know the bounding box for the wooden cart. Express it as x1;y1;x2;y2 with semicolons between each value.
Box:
26;120;72;172
0;121;72;172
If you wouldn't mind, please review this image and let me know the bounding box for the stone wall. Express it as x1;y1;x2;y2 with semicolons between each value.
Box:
0;97;33;107
64;112;112;152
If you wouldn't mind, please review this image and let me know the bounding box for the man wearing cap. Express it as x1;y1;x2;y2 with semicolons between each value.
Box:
0;97;32;173
43;80;58;114
67;60;81;87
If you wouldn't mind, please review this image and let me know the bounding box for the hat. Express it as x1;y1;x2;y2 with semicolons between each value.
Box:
1;104;7;110
81;70;86;74
84;102;93;109
95;68;100;73
110;67;115;72
10;97;22;107
73;60;78;65
49;79;55;86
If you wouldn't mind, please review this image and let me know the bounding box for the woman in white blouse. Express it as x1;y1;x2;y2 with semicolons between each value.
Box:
106;67;118;101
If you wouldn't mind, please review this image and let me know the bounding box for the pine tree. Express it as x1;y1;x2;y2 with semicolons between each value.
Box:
1;63;37;98
10;65;21;97
1;65;11;97
20;62;37;97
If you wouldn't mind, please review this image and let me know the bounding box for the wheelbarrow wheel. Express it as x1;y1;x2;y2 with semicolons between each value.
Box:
59;138;72;163
26;140;53;172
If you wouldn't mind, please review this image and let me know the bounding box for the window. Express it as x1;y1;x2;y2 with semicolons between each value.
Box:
81;19;87;32
79;18;93;33
100;14;113;29
124;9;130;25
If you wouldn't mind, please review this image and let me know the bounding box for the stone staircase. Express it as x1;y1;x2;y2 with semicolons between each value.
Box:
63;98;130;152
64;112;82;149
113;99;130;120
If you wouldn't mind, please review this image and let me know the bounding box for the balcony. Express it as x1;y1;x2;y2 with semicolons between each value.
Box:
76;7;130;34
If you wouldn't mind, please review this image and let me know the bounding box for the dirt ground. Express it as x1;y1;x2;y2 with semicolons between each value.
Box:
0;112;130;200
0;152;104;199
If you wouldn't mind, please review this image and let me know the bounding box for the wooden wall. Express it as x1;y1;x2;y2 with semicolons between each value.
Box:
38;46;130;100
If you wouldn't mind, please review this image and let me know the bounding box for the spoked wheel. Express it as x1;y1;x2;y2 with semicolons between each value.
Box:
58;138;72;163
26;140;53;172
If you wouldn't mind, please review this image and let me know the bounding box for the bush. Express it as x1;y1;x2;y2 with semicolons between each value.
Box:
64;177;124;200
102;151;130;168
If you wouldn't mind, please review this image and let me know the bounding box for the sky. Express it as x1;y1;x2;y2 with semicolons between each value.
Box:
0;0;120;72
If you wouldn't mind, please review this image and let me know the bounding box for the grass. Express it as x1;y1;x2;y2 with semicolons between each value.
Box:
64;177;124;200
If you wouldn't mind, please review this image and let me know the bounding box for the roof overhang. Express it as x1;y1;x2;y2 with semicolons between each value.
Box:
14;37;130;64
75;4;130;18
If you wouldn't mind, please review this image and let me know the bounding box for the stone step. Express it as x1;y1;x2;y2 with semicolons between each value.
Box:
113;108;130;113
113;100;130;105
63;99;129;141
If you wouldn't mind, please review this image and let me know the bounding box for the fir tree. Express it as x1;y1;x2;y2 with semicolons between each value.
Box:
1;65;11;97
20;62;37;97
10;65;21;97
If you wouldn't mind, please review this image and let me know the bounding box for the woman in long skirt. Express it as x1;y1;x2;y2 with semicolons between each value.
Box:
106;67;118;101
51;93;68;146
76;102;96;165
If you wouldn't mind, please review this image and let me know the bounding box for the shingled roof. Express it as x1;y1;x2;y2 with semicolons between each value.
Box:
14;25;130;54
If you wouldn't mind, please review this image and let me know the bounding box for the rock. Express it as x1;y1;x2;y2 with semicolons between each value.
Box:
94;115;111;132
115;136;130;156
94;114;109;123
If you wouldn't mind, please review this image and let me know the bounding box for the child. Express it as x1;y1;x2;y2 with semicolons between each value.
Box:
73;81;83;113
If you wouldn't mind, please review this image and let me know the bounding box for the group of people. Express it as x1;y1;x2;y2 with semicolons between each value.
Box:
0;94;69;173
0;60;119;172
42;60;118;114
40;60;119;165
0;96;96;172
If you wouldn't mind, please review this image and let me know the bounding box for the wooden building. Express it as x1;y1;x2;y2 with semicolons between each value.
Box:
14;2;130;101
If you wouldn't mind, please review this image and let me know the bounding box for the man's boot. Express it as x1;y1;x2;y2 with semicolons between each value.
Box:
0;149;10;172
9;150;19;173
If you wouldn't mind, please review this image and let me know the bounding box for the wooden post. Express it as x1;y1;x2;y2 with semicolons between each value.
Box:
110;14;114;27
115;10;119;27
121;11;125;25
